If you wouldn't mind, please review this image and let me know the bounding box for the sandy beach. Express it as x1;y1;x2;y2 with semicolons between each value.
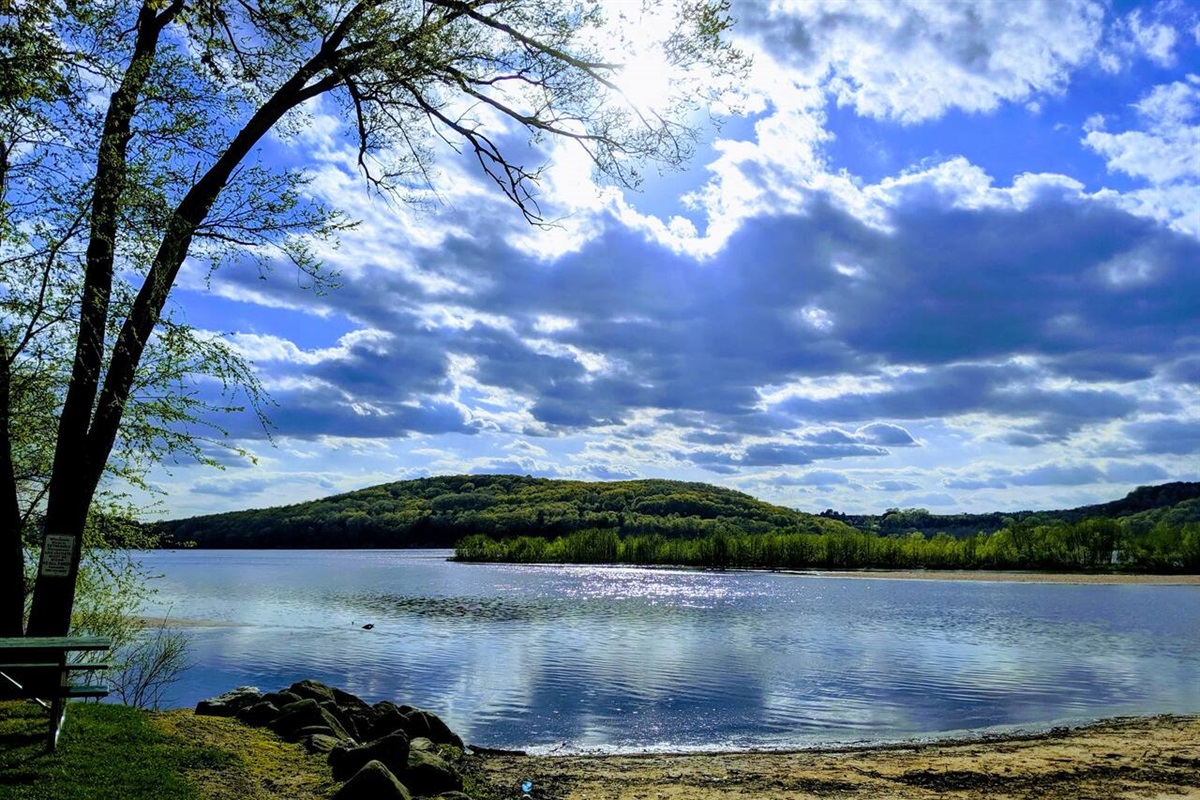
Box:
466;715;1200;800
792;570;1200;584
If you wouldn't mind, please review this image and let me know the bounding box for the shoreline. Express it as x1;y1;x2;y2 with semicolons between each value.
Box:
790;568;1200;584
466;714;1200;800
460;558;1200;584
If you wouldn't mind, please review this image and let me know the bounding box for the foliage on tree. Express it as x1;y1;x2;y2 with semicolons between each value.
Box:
0;0;747;636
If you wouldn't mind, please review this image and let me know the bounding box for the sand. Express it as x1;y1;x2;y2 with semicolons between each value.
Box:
465;715;1200;800
791;570;1200;584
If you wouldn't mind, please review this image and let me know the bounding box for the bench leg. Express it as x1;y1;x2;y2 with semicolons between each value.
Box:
48;696;65;752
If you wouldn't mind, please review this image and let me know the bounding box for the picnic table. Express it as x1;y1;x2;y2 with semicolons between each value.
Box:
0;636;111;751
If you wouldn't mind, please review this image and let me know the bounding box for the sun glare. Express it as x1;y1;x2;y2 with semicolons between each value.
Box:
613;47;679;112
602;7;686;114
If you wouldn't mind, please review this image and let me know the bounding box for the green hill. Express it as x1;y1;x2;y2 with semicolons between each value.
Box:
821;481;1200;539
154;474;853;549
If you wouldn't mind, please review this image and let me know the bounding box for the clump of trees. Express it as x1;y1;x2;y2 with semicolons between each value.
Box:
455;517;1200;574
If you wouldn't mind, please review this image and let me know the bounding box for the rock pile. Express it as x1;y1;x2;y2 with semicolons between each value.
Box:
196;680;471;800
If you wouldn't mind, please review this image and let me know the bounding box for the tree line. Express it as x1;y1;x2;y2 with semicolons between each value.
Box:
454;516;1200;573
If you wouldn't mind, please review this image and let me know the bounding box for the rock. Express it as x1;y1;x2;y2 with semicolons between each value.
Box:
303;733;343;754
261;690;302;708
332;686;370;711
321;700;361;740
195;686;262;717
329;731;411;782
403;709;465;750
289;679;337;704
270;699;351;741
294;724;337;739
436;793;473;800
369;704;409;740
331;760;412;800
403;749;463;796
235;701;281;727
409;736;436;752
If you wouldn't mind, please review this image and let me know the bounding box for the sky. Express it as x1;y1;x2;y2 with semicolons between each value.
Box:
148;0;1200;520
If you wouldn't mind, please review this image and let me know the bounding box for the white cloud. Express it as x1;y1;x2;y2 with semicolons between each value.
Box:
743;0;1105;123
226;328;392;365
1083;76;1200;237
1100;4;1183;71
1084;78;1200;184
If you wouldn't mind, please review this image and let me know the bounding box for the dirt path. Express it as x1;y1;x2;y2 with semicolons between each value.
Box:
466;715;1200;800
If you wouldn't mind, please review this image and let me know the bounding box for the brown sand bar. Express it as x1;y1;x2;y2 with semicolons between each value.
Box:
467;715;1200;800
791;570;1200;584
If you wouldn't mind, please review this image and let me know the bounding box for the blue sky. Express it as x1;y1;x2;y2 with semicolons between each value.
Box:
150;0;1200;518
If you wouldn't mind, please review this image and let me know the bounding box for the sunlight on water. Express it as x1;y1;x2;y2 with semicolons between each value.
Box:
138;550;1200;752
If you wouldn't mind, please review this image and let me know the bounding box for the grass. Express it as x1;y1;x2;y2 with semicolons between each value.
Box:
0;700;229;800
0;701;336;800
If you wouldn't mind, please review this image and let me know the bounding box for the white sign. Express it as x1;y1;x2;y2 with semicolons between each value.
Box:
40;534;75;577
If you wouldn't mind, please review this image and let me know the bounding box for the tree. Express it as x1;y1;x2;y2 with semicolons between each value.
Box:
1;0;746;636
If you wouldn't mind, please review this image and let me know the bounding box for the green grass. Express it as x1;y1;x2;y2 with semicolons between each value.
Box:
0;701;233;800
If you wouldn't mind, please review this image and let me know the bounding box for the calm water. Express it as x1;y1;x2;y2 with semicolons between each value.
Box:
137;549;1200;752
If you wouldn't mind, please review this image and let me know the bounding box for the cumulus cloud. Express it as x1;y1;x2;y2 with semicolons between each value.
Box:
1009;463;1107;487
1084;76;1200;237
1120;418;1200;455
1084;77;1200;184
737;0;1105;123
1099;3;1185;71
198;157;1196;458
777;470;852;487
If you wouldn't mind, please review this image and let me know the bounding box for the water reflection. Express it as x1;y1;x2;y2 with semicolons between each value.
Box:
139;550;1200;751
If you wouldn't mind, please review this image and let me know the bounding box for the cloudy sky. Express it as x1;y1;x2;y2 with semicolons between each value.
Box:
151;0;1200;519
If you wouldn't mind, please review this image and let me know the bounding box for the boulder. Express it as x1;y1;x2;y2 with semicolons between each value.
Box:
320;700;361;740
270;698;351;741
302;733;343;754
294;724;337;739
261;690;302;708
234;701;280;727
403;709;465;750
195;686;262;717
288;679;337;704
331;760;412;800
368;704;409;740
403;749;463;796
332;686;370;711
329;731;411;782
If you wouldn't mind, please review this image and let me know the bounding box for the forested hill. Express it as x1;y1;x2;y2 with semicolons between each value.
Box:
154;475;853;548
821;481;1200;539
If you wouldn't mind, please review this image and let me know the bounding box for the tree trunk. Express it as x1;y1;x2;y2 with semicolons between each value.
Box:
25;2;180;637
0;352;26;637
25;13;334;635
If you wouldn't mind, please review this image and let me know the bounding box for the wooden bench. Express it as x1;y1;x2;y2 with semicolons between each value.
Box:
0;636;112;751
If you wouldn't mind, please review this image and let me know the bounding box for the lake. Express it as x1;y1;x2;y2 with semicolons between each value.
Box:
137;549;1200;753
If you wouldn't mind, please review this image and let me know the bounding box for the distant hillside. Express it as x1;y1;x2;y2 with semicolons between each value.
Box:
820;481;1200;539
155;474;853;548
